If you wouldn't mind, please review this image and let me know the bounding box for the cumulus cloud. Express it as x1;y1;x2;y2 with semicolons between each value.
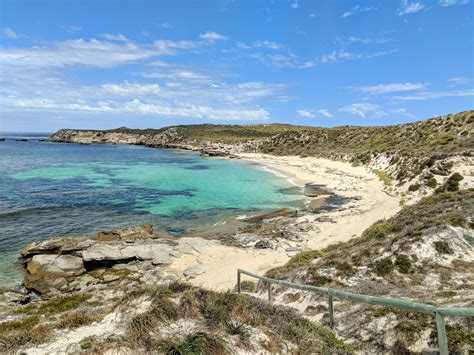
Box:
199;31;227;41
297;109;315;118
340;103;380;118
297;108;333;118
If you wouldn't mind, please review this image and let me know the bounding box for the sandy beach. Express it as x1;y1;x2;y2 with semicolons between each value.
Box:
161;153;401;290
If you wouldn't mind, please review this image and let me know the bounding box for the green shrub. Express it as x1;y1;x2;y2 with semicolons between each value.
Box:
426;177;438;188
164;332;229;355
81;341;93;350
239;280;257;293
434;241;453;255
373;258;394;276
334;262;356;277
446;173;464;192
446;324;474;351
362;221;393;240
408;183;420;192
395;255;412;273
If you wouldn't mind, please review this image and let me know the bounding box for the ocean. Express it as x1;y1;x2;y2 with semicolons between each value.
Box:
0;133;304;288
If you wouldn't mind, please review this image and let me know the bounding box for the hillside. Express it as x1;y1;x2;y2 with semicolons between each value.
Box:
260;189;474;353
50;110;473;190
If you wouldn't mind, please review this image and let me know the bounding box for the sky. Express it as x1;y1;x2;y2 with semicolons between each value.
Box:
0;0;473;132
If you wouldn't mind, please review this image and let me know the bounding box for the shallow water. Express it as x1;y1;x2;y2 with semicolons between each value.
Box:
0;134;304;288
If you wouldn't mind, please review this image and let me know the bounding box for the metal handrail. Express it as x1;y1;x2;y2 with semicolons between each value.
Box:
237;268;474;355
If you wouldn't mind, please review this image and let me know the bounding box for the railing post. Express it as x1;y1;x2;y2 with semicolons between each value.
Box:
435;312;448;355
268;282;273;304
237;270;241;294
328;294;334;328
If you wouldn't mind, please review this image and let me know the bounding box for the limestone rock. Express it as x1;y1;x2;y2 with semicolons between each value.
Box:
242;208;297;223
254;240;272;249
183;264;206;278
27;254;85;277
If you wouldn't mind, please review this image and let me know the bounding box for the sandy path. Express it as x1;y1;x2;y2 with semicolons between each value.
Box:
163;154;401;290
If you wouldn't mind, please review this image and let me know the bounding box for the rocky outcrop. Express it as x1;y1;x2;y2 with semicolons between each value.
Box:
20;225;180;295
241;208;297;223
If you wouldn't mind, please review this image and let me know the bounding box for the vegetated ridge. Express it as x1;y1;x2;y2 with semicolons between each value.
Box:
261;189;474;353
50;110;473;192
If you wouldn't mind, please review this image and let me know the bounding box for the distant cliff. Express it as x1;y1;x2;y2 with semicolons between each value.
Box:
50;110;473;192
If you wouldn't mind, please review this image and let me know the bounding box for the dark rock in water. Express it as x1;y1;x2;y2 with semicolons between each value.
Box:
278;186;303;195
303;183;330;197
242;208;297;223
0;137;5;141
184;164;210;170
15;138;28;142
254;240;272;249
38;139;48;142
306;195;331;213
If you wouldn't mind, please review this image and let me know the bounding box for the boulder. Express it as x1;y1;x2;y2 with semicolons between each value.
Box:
24;274;68;294
27;254;85;277
183;264;206;278
255;240;272;249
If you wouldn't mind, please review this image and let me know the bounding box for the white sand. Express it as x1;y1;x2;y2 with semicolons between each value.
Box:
163;154;401;291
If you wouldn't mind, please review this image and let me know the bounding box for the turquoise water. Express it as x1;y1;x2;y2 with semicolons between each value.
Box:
0;135;304;288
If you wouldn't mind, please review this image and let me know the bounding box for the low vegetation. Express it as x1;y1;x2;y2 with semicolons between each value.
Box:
264;189;473;352
90;283;352;353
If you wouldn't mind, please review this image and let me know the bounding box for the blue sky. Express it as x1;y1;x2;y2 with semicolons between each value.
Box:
0;0;473;132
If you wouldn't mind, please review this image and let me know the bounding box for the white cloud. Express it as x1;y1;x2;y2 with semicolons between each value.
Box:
297;108;333;118
0;37;209;70
318;109;333;118
199;31;227;41
340;103;380;118
66;26;83;34
448;77;473;85
101;82;161;96
100;33;129;42
438;0;470;6
297;109;315;118
291;0;300;9
319;49;399;64
336;35;391;45
158;22;172;29
397;1;425;15
309;13;316;18
350;82;427;95
393;89;474;101
341;4;377;18
340;103;416;119
236;40;283;50
2;27;25;39
250;52;317;69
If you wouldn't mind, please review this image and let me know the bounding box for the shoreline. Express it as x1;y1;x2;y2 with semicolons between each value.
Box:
3;141;401;292
157;152;401;290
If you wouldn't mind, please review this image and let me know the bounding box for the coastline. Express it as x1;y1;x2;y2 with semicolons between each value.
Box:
156;152;401;290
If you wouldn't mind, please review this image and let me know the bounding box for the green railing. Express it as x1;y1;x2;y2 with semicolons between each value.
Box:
237;268;474;355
